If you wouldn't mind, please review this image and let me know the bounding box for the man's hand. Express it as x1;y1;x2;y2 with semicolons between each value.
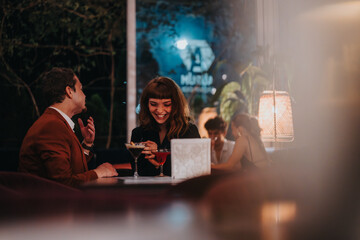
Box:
78;117;95;145
94;163;118;178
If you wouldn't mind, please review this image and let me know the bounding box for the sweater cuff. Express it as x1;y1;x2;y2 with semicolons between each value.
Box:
89;170;98;180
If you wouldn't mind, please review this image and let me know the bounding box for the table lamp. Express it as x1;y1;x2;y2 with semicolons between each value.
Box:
258;90;294;145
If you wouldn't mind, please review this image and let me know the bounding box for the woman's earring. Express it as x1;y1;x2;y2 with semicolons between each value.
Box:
237;131;241;137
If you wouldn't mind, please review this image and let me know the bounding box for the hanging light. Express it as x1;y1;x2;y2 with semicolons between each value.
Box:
176;39;188;50
258;90;294;142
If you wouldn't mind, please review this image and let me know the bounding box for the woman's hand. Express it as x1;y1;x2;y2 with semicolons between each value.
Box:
142;140;160;168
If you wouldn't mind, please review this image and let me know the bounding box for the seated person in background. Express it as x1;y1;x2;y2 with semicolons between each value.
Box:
204;116;235;165
212;113;269;171
19;67;118;187
131;76;200;176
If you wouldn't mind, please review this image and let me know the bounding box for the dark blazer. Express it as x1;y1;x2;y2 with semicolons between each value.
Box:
130;123;200;176
18;108;97;187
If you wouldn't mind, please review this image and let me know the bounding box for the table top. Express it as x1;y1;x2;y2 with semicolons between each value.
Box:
81;176;186;188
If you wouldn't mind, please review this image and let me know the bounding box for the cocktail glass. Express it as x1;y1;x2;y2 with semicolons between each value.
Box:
153;148;171;177
125;143;145;178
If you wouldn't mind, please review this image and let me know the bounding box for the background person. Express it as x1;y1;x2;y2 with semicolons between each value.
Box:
19;67;118;187
212;113;269;171
130;76;200;176
204;116;235;165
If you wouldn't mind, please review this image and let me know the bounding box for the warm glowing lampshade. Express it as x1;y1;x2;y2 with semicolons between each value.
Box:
258;91;294;142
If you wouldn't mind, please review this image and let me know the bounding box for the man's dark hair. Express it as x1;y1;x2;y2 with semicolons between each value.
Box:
41;67;76;107
204;116;227;132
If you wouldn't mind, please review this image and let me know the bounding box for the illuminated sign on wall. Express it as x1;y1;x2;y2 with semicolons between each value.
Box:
178;39;215;94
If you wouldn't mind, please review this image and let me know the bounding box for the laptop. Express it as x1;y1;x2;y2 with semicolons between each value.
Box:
171;138;211;179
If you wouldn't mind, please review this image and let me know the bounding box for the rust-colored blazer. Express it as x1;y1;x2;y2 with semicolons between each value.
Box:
18;108;98;187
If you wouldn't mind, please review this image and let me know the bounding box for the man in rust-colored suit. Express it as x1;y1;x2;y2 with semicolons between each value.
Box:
19;67;118;187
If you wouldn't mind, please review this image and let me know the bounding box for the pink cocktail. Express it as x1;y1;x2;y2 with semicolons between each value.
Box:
154;149;170;177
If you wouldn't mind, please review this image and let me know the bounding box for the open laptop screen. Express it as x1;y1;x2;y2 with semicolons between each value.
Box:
171;138;211;179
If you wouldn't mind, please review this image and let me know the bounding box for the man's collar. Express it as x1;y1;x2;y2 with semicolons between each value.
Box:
222;139;233;151
49;106;75;131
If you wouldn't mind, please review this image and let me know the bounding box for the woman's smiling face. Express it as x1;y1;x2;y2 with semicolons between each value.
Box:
148;98;172;125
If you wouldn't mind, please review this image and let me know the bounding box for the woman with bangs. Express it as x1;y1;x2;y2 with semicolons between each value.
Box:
130;76;200;176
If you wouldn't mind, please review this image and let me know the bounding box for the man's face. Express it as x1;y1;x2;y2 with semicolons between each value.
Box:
207;129;225;148
72;76;86;114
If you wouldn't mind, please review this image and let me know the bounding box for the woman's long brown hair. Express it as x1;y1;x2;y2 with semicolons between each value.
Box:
231;113;267;154
138;76;190;139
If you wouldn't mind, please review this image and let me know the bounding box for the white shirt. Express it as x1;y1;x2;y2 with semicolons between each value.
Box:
211;139;235;164
49;107;75;131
